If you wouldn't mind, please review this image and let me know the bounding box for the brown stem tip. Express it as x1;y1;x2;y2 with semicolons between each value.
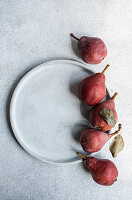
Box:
112;92;118;101
102;64;110;74
77;152;87;160
70;33;79;41
110;124;122;137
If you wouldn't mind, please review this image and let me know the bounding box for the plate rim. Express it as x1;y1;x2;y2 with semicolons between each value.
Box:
10;59;97;165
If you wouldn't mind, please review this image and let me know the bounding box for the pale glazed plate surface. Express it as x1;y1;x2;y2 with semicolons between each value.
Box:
10;60;108;165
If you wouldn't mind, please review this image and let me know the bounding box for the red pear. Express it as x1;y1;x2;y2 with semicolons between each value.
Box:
89;92;118;131
70;33;107;64
80;124;122;153
77;153;118;186
78;65;109;106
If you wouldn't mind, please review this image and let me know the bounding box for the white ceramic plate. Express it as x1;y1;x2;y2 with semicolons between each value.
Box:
10;60;106;165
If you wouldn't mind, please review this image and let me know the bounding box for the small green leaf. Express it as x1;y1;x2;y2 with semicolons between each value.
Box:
99;107;116;127
109;134;124;157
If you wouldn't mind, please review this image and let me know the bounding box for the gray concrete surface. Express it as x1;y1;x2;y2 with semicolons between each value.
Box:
0;0;132;199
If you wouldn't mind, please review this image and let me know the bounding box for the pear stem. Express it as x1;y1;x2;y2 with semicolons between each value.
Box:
102;64;110;74
110;124;122;137
112;92;118;101
77;152;87;160
70;33;79;41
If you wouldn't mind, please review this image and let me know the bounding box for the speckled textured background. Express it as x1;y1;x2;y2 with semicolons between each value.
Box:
0;0;132;199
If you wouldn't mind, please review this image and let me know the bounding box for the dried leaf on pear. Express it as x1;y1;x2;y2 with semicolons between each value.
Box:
109;134;124;157
99;107;116;127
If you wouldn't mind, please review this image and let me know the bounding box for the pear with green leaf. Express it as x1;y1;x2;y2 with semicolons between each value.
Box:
89;92;118;131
